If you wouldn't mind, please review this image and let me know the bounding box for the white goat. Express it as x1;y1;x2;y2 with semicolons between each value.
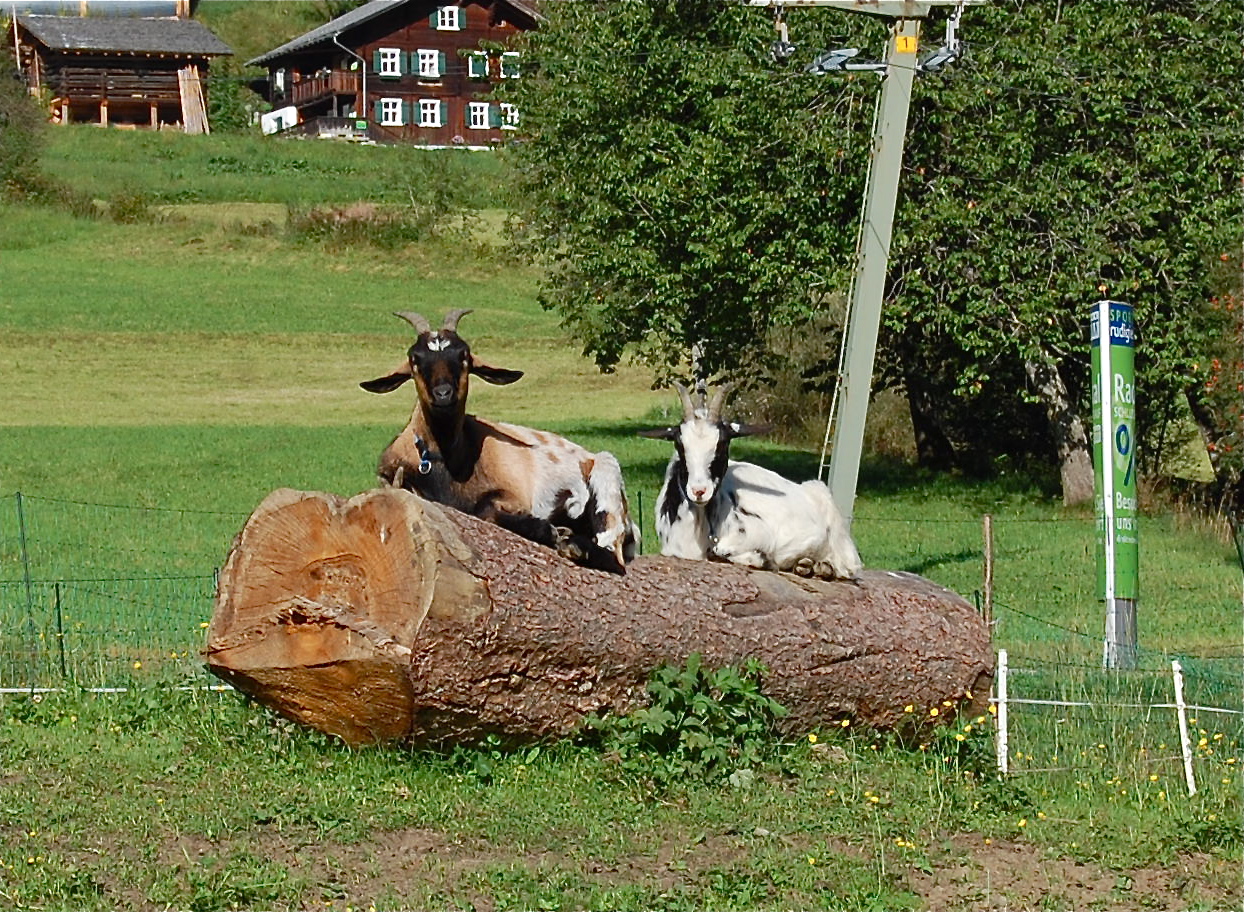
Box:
639;383;862;580
361;309;638;574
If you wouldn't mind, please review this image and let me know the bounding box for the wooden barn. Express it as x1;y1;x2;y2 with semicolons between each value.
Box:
11;13;233;133
247;0;540;147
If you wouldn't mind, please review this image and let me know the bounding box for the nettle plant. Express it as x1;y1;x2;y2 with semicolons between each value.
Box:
588;653;788;787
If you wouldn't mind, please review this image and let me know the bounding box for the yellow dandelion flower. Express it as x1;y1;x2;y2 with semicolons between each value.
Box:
1150;774;1159;781
930;707;939;717
942;699;953;707
1213;732;1224;741
133;661;142;670
807;856;817;866
987;705;997;715
808;733;818;744
1017;818;1027;828
1037;812;1046;820
955;734;966;742
840;719;850;727
869;795;880;803
904;704;914;713
199;621;209;628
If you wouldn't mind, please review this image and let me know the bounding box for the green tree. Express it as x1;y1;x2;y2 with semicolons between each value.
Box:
890;0;1243;502
502;0;878;381
504;1;1242;505
0;30;45;193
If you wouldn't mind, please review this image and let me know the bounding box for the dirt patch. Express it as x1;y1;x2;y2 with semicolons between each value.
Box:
906;834;1242;911
53;823;1243;911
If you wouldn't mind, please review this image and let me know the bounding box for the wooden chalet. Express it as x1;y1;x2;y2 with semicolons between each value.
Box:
12;13;233;133
247;0;540;148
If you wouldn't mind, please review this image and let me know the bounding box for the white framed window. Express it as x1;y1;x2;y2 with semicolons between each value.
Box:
433;5;460;30
418;98;443;128
379;97;404;126
467;51;489;79
500;102;519;129
377;47;402;77
467;102;490;130
416;49;443;79
500;51;520;79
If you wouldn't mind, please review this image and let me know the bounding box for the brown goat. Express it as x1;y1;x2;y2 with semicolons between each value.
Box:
361;309;638;574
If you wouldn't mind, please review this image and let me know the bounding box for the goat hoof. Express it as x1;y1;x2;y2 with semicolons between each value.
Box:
811;561;838;580
793;557;815;577
553;527;587;562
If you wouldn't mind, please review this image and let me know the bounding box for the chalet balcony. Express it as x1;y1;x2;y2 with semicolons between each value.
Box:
291;70;360;106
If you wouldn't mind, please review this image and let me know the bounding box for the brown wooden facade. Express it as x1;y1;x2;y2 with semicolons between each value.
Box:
13;15;232;132
249;0;539;148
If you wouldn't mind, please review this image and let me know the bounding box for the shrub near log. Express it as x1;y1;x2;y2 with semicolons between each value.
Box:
205;487;993;747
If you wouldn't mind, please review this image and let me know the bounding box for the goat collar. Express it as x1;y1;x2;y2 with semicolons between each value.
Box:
411;433;442;475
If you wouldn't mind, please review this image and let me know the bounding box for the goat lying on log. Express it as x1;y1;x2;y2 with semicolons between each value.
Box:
361;309;638;574
639;383;862;580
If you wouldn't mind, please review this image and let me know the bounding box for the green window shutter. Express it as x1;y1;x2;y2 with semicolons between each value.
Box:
402;101;412;125
488;105;501;128
439;101;446;125
373;99;383;122
470;53;486;79
438;52;446;77
372;50;381;72
430;9;437;28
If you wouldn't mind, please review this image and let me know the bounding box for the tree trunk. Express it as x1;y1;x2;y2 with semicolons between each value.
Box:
206;488;994;748
905;372;957;471
1025;354;1095;505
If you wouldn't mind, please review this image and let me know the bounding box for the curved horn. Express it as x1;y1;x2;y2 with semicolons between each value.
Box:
442;308;473;333
393;311;432;335
671;381;697;420
707;382;734;423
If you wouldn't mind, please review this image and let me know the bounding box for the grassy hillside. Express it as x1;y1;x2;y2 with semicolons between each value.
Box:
0;126;1239;912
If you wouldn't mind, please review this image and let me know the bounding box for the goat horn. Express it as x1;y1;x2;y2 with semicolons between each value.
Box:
671;381;697;420
442;308;473;333
394;311;432;335
707;382;734;422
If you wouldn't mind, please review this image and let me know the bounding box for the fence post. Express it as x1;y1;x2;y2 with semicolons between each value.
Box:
55;582;67;680
982;514;994;630
1171;660;1197;796
15;491;39;686
996;648;1009;775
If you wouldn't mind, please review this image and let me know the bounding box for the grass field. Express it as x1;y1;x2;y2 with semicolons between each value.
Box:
1;126;1241;911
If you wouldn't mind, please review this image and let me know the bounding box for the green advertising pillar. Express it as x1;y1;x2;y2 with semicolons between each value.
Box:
1091;300;1138;669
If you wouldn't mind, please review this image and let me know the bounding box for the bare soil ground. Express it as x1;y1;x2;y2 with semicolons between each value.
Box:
115;825;1242;911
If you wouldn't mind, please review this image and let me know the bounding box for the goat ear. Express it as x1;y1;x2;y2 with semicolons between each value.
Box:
470;359;524;385
727;422;771;439
637;426;679;440
360;362;413;393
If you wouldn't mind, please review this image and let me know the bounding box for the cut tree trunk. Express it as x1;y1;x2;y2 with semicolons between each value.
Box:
206;488;994;748
1025;354;1095;506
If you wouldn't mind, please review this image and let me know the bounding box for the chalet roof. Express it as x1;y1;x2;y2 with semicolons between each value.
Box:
18;13;232;57
246;0;541;68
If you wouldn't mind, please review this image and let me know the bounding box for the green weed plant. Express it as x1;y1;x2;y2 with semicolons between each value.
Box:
586;654;788;788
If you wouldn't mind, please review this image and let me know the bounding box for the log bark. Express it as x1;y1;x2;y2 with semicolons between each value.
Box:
206;487;994;748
